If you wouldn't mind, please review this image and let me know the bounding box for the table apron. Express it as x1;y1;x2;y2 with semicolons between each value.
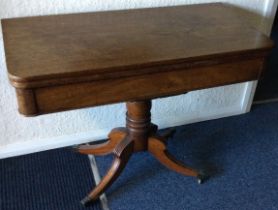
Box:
16;58;265;116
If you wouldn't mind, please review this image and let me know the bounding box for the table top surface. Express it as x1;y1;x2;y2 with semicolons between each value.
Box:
2;3;273;88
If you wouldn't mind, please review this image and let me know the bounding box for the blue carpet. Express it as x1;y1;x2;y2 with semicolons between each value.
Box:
0;149;101;210
1;102;278;210
96;102;278;210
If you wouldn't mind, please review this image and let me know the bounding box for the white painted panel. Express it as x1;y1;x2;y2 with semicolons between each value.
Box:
0;0;272;158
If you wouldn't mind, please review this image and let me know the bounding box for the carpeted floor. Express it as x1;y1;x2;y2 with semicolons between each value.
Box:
1;102;278;210
0;148;101;210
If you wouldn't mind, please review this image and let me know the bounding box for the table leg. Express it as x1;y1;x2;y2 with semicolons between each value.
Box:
81;137;134;206
75;100;207;206
148;135;199;177
77;128;127;156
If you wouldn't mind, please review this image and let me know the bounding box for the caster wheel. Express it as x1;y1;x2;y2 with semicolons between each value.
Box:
80;196;92;207
197;173;208;184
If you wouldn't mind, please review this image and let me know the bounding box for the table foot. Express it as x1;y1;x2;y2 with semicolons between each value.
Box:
77;128;127;156
81;138;134;206
148;136;199;177
197;172;209;184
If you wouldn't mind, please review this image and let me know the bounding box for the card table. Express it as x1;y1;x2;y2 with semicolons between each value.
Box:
2;3;273;206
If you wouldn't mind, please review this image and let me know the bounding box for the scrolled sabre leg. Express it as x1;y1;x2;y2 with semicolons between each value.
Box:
81;137;134;206
148;136;202;180
75;128;127;156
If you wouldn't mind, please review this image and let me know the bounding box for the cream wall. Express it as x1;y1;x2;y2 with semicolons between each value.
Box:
0;0;273;158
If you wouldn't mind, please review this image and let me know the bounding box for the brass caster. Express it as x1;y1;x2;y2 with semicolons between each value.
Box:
197;172;208;184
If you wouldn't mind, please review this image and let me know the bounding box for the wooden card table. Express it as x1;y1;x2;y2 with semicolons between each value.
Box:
2;3;273;206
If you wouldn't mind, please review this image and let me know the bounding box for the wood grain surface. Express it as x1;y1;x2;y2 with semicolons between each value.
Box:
2;3;273;115
2;3;273;86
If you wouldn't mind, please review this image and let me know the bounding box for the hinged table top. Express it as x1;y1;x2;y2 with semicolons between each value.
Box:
1;3;274;116
2;3;273;88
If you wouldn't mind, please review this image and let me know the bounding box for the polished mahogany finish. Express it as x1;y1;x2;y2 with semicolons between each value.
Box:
2;3;273;206
2;3;273;116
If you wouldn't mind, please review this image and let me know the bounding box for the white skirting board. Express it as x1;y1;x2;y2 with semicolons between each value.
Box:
0;103;245;160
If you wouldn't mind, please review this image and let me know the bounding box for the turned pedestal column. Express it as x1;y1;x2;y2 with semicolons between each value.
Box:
76;100;205;206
